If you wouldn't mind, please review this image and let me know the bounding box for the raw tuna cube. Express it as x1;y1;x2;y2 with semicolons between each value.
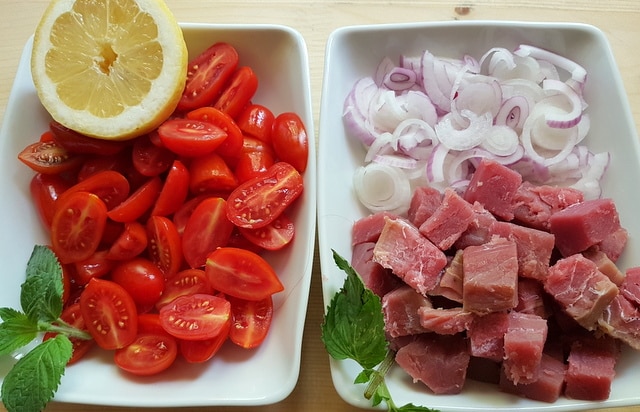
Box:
544;254;619;330
597;226;629;262
490;221;555;280
418;306;476;335
454;201;497;249
621;266;640;306
462;236;519;314
352;211;399;245
512;181;583;231
564;336;620;401
395;333;470;394
407;185;442;228
382;285;432;338
503;312;548;384
515;278;550;319
583;248;625;286
430;249;464;303
419;188;474;251
467;311;509;362
463;158;522;221
598;294;640;350
373;217;448;295
351;242;402;298
499;353;566;403
549;198;622;257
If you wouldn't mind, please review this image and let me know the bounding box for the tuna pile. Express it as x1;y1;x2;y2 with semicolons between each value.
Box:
351;157;639;402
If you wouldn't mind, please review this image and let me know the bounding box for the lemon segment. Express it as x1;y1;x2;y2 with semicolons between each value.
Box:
31;0;188;140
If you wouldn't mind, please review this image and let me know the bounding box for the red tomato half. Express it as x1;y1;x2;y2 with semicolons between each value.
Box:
30;173;71;228
155;268;213;309
238;213;295;251
271;112;309;173
234;149;275;184
72;250;114;285
49;120;127;156
236;104;275;143
111;258;165;312
186;106;243;159
159;293;231;341
79;278;138;350
151;160;189;217
56;170;130;211
18;140;83;174
226;162;303;229
157;118;227;157
177;42;239;112
228;296;273;349
43;303;94;365
213;66;258;120
189;152;238;195
146;215;183;277
107;176;162;223
114;333;178;376
51;191;108;264
132;134;175;177
107;221;148;261
182;197;234;269
205;247;284;301
179;317;230;363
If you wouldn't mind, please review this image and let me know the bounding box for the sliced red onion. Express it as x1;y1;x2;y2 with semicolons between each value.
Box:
392;118;438;154
374;57;396;86
514;44;587;84
494;95;530;132
353;163;412;215
435;110;493;151
479;47;516;73
480;125;520;156
384;67;418;91
364;131;394;163
450;76;503;125
422;51;464;112
426;143;449;183
541;79;584;129
521;107;579;166
373;153;418;169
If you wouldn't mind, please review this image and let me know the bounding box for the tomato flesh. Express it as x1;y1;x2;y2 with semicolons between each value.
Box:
18;140;83;174
159;293;231;341
213;66;258;120
157;118;228;157
186;106;244;160
179;317;230;363
239;213;295;251
146;215;183;277
114;333;178;376
182;197;234;268
155;268;213;309
228;296;273;349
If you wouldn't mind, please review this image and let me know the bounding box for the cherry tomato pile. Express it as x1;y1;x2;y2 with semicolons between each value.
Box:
21;42;309;376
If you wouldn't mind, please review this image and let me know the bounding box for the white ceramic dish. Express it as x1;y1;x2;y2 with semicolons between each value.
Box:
317;21;640;411
0;23;316;407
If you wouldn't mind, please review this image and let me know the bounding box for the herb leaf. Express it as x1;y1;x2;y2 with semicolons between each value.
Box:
21;245;64;322
321;249;387;370
0;311;38;356
0;334;72;412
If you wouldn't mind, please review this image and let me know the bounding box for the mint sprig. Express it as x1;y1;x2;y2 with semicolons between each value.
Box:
0;245;92;412
321;249;438;412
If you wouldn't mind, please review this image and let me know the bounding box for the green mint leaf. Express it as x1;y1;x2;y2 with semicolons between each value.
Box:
321;249;387;370
1;334;72;412
395;404;440;412
0;310;38;356
354;368;375;384
21;245;64;322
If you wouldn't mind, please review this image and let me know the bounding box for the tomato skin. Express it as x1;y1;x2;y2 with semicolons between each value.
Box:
236;104;275;143
18;140;84;174
107;176;162;223
159;293;231;341
51;191;108;264
79;278;138;350
228;296;273;349
177;42;239;112
76;152;128;182
43;303;94;365
30;173;71;228
172;195;207;236
49;120;127;155
186;106;244;160
114;333;178;376
205;247;284;301
157;118;228;157
56;170;130;211
189;152;238;195
137;313;167;336
132;134;175;177
73;250;114;285
146;215;183;277
182;197;234;269
179;317;230;363
107;221;148;260
234;149;275;184
238;213;295;251
151;160;189;217
111;258;165;312
213;66;258;120
271;112;309;173
226;162;303;229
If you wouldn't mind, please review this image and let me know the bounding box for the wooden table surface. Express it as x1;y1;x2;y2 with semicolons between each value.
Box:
0;1;639;411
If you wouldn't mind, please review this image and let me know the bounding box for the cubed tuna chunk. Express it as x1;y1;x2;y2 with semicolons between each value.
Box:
395;333;470;394
544;254;619;330
583;248;626;286
597;227;629;262
564;336;620;401
512;181;583;231
549;198;622;257
468;311;509;362
418;306;476;335
430;249;464;303
503;312;548;384
382;285;432;338
419;188;474;251
515;278;550;319
352;211;399;245
499;353;566;403
598;294;640;350
373;217;448;295
463;158;522;221
351;242;402;298
454;201;498;249
407;185;442;228
620;266;640;306
462;236;519;314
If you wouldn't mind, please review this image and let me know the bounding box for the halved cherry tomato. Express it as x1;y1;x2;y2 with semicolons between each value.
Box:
107;176;162;223
79;278;138;350
228;296;273;349
137;313;167;336
155;268;214;309
132;134;175;177
51;191;108;264
234;149;275;183
271;112;309;173
205;247;284;301
213;66;258;120
172;195;207;236
146;215;182;277
157;118;227;157
151;160;189;217
236;104;275;143
107;221;148;260
182;197;234;268
49;120;127;155
226;162;303;229
186;106;243;159
179;316;230;363
30;173;71;228
159;293;231;341
177;42;239;112
56;170;130;211
238;213;295;251
111;257;165;312
43;303;94;365
114;333;178;376
189;152;238;195
18;140;83;174
72;250;114;285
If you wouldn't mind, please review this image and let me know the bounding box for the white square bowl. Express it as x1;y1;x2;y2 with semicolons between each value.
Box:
0;22;316;407
317;21;640;411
